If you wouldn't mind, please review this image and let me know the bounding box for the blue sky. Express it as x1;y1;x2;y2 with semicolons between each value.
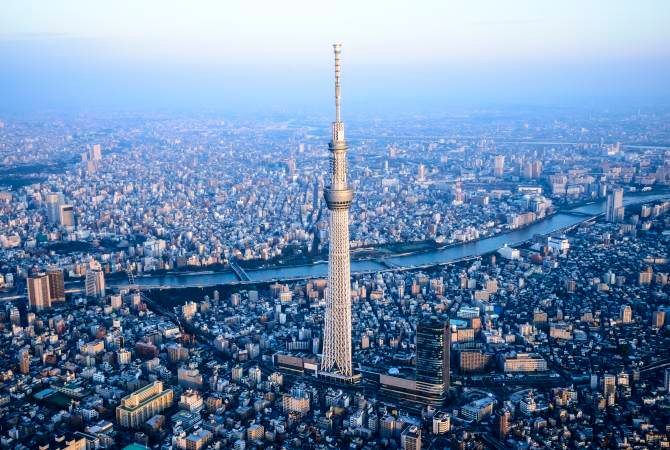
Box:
1;0;669;114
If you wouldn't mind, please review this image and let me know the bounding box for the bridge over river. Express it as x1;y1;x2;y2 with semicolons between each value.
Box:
103;192;669;290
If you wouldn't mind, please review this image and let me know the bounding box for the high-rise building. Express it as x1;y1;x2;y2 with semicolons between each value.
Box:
9;307;20;325
59;204;75;228
85;159;98;174
320;44;359;383
287;157;297;176
247;424;265;441
401;425;422;450
90;144;102;161
417;163;426;182
605;187;624;222
496;409;511;439
27;274;51;310
282;384;311;415
452;180;464;205
248;366;262;384
379;317;449;407
620;305;632;324
415;317;450;404
45;192;63;224
110;294;123;310
665;368;670;392
652;310;666;329
639;267;653;285
432;411;451;434
19;347;30;374
47;268;66;302
603;373;616;397
85;268;106;298
533;309;548;327
493;154;505;177
167;343;188;363
117;348;132;365
178;389;204;412
523;160;543;179
116;380;173;429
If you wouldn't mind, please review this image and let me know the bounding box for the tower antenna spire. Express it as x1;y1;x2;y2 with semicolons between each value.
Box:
334;43;342;124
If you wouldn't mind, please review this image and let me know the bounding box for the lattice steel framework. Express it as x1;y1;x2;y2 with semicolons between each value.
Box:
321;44;354;377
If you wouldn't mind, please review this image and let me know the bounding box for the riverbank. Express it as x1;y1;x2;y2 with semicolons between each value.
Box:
102;190;670;290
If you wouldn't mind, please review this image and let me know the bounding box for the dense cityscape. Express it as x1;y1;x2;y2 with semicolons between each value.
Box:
2;2;670;449
2;96;670;448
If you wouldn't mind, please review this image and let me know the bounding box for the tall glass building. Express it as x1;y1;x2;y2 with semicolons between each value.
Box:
415;316;450;404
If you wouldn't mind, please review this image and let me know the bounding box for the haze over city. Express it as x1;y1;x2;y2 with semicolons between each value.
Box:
1;2;670;450
2;0;670;113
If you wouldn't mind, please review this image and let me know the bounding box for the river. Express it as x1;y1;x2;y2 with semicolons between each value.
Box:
110;192;669;289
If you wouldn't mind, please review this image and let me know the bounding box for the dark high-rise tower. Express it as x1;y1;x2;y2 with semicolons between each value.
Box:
47;268;65;302
416;316;450;404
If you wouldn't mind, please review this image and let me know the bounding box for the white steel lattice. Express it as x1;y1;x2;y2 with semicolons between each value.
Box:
321;43;354;378
321;208;353;376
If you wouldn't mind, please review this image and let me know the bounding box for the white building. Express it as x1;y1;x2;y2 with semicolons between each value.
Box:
503;352;548;373
498;244;520;260
85;269;106;298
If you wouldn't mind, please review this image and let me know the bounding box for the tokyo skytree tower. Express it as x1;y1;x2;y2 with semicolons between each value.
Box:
321;44;355;379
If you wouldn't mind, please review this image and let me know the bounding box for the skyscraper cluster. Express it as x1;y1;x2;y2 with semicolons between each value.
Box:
26;268;65;310
82;143;103;174
44;192;74;228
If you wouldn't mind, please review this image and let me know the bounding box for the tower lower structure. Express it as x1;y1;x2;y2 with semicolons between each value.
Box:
319;44;360;384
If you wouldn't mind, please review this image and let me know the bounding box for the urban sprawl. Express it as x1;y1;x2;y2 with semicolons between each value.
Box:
0;102;670;450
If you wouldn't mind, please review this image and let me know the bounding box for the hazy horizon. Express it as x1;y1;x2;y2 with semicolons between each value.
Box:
2;0;670;114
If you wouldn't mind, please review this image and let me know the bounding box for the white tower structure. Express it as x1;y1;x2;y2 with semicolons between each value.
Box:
320;44;359;382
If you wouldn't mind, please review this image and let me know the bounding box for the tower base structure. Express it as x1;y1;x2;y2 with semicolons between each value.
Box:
317;370;362;385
